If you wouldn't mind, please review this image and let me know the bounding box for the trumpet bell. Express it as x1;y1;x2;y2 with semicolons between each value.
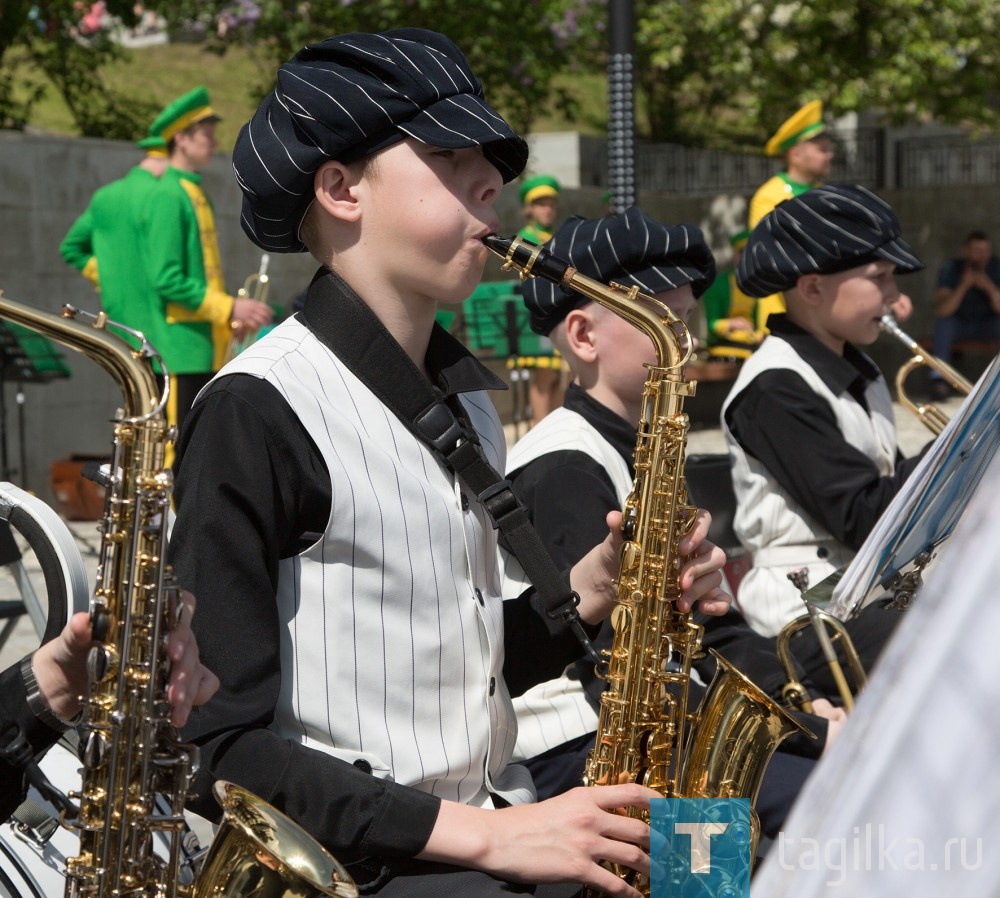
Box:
193;781;358;898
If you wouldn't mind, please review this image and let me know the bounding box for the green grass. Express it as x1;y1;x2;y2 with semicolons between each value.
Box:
18;42;610;150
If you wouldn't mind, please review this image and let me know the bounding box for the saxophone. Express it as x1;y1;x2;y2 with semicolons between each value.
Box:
483;238;811;896
0;292;356;898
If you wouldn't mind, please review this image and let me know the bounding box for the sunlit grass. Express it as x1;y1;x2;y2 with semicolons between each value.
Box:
15;41;612;150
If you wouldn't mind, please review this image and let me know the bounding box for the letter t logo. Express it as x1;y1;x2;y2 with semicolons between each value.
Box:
675;822;730;874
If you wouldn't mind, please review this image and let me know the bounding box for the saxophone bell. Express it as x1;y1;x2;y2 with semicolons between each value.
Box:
880;313;971;435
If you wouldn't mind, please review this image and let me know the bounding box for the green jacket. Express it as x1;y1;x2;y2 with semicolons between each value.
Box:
60;166;169;368
143;167;233;375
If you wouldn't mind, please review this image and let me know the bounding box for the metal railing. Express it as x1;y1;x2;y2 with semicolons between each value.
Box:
583;126;1000;194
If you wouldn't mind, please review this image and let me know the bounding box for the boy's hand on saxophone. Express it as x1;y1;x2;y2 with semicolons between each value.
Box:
31;591;219;731
571;509;730;625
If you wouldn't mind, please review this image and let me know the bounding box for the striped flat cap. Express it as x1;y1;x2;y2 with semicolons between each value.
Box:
521;207;716;336
737;184;923;297
233;28;528;253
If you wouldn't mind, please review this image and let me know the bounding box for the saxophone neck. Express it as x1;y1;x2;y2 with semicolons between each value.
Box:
0;293;166;421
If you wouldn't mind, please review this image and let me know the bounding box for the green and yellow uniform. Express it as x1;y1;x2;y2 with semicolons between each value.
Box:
748;100;827;327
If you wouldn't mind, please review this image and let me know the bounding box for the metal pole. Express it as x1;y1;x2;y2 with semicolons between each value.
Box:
607;0;636;213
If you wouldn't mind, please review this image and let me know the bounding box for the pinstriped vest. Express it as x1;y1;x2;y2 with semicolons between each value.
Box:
218;315;534;808
501;406;632;759
721;336;897;636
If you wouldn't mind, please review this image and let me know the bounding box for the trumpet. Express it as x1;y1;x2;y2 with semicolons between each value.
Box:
223;253;271;365
777;569;867;713
880;313;972;435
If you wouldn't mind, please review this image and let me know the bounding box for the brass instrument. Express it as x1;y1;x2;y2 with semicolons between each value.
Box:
483;236;811;896
223;253;270;365
0;291;356;898
880;313;972;435
777;569;867;713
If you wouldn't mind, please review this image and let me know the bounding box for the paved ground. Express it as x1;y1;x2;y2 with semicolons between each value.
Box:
0;394;962;673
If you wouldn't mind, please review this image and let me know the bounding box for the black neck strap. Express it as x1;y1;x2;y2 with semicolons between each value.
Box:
300;271;601;664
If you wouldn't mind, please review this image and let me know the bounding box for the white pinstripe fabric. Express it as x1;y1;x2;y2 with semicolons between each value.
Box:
220;316;535;808
721;337;898;636
233;29;527;253
520;208;714;335
737;184;923;297
500;407;633;760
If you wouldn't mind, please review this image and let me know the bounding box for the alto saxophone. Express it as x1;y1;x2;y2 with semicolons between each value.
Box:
483;238;811;896
0;292;356;898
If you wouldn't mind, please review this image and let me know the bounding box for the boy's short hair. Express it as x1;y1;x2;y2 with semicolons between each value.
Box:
520;207;715;336
737;184;924;297
232;28;528;254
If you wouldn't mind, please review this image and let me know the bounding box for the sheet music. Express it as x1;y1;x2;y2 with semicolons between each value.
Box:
827;354;1000;619
753;450;1000;897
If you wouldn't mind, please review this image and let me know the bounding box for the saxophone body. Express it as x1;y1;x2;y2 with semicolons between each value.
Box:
0;293;356;898
482;238;810;895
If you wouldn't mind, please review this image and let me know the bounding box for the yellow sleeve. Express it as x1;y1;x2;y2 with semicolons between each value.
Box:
81;256;100;288
166;288;233;326
748;176;789;229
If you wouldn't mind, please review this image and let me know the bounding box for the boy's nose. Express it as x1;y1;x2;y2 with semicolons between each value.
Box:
477;157;503;203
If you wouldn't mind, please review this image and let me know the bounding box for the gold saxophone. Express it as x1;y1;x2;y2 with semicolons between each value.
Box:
0;292;356;898
483;238;811;896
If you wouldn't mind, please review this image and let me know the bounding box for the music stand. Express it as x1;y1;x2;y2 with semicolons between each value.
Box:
0;320;71;486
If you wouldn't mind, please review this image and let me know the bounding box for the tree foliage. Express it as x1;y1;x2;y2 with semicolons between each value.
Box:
154;0;605;136
0;0;157;137
5;0;1000;149
633;0;1000;150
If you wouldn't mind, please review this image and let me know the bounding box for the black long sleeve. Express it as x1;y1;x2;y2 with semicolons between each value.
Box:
169;374;440;866
726;368;931;550
0;662;62;821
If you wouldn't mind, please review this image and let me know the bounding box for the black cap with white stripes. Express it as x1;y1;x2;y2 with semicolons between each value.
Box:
520;207;716;336
737;183;924;297
232;28;529;253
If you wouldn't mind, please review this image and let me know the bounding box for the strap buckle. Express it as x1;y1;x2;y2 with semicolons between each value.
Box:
477;479;525;530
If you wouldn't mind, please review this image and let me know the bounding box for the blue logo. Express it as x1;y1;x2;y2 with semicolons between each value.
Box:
649;798;752;898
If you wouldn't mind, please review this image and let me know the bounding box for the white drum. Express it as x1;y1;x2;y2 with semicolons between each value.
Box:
0;741;207;898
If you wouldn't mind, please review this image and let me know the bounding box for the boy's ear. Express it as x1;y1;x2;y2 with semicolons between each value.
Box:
562;307;598;362
795;273;825;307
313;160;362;222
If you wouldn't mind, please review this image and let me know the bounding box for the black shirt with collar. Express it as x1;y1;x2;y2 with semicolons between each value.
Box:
169;270;515;873
724;315;932;551
503;382;827;756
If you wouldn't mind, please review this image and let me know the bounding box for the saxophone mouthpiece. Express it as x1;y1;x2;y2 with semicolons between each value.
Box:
482;234;573;287
482;234;511;255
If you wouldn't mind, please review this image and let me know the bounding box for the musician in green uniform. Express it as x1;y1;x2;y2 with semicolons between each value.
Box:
747;100;834;330
60;135;171;357
515;174;566;425
700;228;766;360
142;87;272;434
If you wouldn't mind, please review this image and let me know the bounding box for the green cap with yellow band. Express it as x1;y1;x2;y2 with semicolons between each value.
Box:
764;99;826;157
519;173;560;205
136;134;167;158
149;86;221;144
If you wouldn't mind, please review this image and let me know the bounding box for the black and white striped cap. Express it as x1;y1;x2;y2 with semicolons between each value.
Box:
521;207;716;335
737;183;924;297
233;28;528;253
